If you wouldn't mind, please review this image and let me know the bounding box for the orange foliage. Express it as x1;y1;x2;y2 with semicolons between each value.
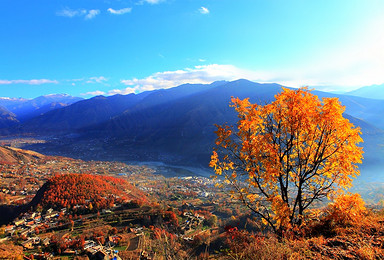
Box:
326;193;366;225
149;227;188;259
164;211;179;226
223;216;384;260
0;243;23;260
210;88;363;234
152;227;176;240
41;173;147;211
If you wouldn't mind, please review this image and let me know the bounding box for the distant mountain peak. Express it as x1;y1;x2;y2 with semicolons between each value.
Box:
91;95;107;99
43;93;71;97
209;80;228;86
346;83;384;100
231;78;253;83
34;93;79;101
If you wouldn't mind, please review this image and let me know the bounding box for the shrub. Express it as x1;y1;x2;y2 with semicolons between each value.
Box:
326;193;366;225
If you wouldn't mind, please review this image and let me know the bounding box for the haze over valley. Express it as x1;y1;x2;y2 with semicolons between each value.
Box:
1;79;384;183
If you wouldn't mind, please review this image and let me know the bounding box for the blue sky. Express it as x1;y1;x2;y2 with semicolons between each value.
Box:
1;0;384;98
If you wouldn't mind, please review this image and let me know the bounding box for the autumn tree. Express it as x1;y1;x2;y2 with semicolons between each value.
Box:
210;88;363;235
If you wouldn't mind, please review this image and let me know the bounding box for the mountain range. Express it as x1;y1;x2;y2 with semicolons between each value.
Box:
1;79;384;182
346;84;384;100
0;94;83;124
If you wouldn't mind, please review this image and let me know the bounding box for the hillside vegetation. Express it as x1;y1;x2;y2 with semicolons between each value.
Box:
0;146;45;164
220;207;384;259
37;173;148;212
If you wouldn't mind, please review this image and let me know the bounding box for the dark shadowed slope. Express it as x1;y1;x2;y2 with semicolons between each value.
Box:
12;80;384;135
75;80;284;164
80;80;381;166
0;106;19;129
16;81;227;134
16;94;146;134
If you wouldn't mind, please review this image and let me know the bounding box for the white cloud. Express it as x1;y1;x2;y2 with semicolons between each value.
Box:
117;57;384;94
0;79;59;85
199;7;209;14
85;9;100;20
120;64;270;93
107;7;132;15
65;78;84;82
140;0;165;5
81;90;106;96
56;8;86;18
86;76;108;84
107;88;136;95
57;8;100;20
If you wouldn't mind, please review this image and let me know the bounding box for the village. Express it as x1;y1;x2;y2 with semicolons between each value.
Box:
0;153;237;259
1;196;216;259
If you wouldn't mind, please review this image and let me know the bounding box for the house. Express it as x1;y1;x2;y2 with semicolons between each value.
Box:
20;229;29;237
63;249;77;255
105;235;122;248
42;237;50;246
86;247;98;256
14;219;25;226
34;215;42;223
5;225;15;232
22;239;35;249
84;240;97;249
25;220;35;227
